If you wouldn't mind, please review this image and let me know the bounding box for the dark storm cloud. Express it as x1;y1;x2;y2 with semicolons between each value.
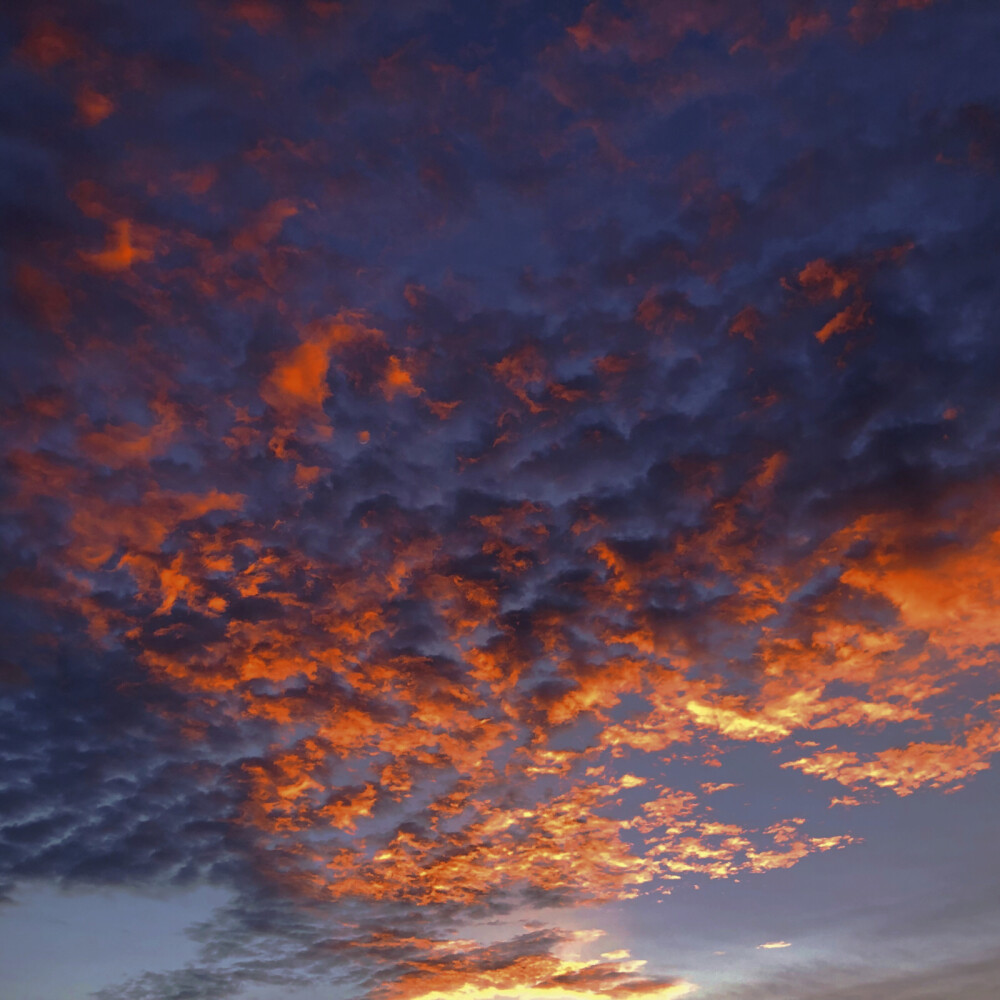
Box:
0;644;253;890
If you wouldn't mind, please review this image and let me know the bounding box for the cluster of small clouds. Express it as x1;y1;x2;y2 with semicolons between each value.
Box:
2;1;1000;998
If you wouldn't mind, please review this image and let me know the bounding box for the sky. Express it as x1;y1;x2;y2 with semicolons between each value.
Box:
1;1;1000;999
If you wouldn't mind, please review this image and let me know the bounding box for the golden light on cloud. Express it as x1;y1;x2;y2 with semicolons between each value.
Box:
400;981;697;1000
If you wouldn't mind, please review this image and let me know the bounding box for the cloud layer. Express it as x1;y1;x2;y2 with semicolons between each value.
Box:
2;1;999;998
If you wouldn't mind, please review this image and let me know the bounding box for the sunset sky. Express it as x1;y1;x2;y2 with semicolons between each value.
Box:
2;2;1000;999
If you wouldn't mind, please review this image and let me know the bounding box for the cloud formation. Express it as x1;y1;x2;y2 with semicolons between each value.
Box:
2;1;999;998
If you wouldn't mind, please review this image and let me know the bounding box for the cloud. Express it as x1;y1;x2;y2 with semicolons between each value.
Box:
2;1;999;998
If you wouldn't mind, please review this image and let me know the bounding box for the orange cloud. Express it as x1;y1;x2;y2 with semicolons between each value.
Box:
493;343;547;413
375;929;694;1000
265;339;332;411
18;20;83;68
261;311;388;452
729;305;763;342
381;354;424;400
79;219;156;272
173;165;218;196
796;258;859;301
814;298;871;343
838;505;1000;662
78;398;182;468
788;11;831;41
232;199;298;253
75;85;115;125
783;719;1000;796
229;0;283;32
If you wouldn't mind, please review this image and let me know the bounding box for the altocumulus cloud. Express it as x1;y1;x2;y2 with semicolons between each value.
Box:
2;1;1000;999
